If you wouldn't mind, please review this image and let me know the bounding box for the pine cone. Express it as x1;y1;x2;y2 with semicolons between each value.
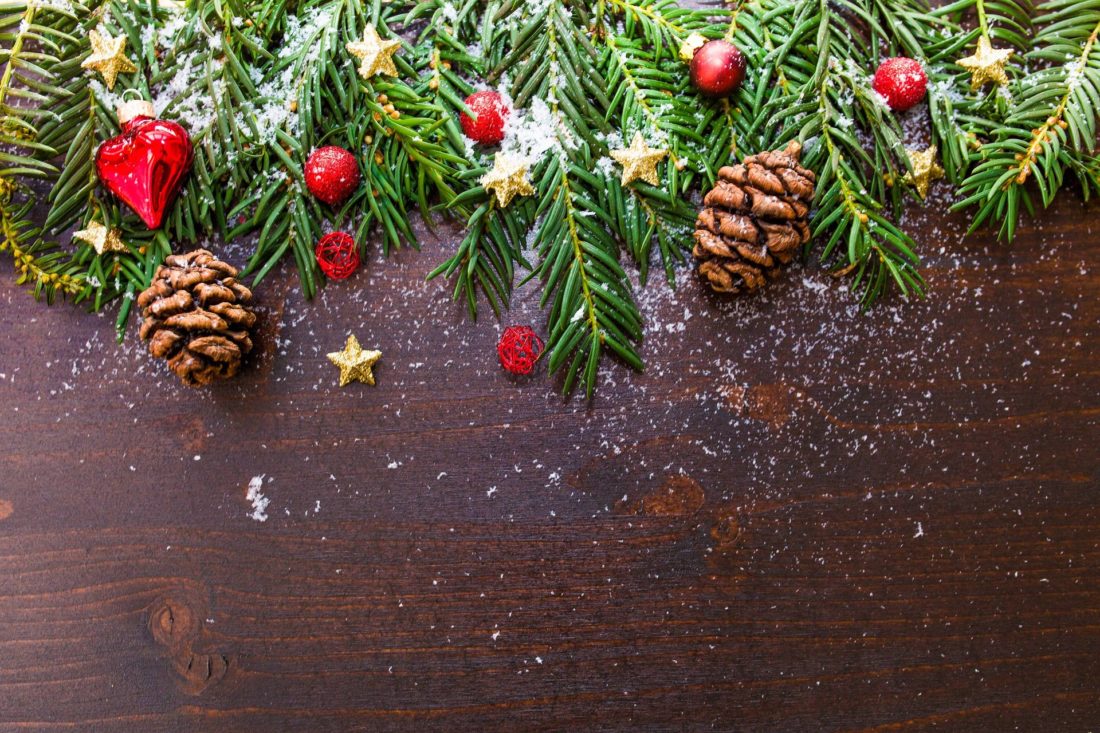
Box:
137;249;257;387
694;140;816;294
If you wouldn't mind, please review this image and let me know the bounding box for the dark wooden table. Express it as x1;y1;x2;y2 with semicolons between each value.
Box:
1;159;1099;729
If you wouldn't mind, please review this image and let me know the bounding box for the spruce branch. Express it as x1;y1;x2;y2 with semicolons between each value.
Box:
953;0;1100;240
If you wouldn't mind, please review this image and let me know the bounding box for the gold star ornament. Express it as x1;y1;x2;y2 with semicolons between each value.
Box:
346;25;402;80
958;36;1013;91
328;335;382;387
73;221;127;255
903;145;945;199
81;29;137;91
679;33;707;63
610;132;669;187
480;153;535;208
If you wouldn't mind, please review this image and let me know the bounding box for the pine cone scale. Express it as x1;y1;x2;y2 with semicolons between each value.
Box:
694;141;816;295
137;249;257;387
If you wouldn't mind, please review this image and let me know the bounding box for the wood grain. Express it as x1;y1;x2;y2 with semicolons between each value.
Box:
1;187;1097;731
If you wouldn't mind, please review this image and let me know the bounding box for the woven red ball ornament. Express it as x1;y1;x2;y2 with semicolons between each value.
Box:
305;146;361;206
872;57;927;112
315;232;360;280
497;326;544;376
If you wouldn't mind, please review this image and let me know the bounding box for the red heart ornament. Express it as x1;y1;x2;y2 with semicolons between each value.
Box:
96;101;194;230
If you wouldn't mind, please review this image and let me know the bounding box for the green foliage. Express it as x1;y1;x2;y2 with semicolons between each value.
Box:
748;0;934;305
0;0;1096;396
419;0;730;397
953;0;1100;240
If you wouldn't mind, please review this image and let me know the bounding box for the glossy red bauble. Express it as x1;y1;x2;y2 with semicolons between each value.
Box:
872;57;927;112
690;40;747;98
460;91;509;146
315;232;360;280
497;325;544;376
305;146;361;207
95;101;193;230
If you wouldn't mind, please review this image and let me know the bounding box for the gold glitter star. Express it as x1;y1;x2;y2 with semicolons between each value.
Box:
72;220;127;255
610;132;669;187
480;153;535;208
679;33;707;63
81;29;137;91
346;25;402;80
328;335;382;387
958;36;1014;91
902;145;945;199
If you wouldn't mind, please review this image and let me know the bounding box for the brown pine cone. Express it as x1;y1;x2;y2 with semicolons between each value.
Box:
137;249;257;387
693;140;816;294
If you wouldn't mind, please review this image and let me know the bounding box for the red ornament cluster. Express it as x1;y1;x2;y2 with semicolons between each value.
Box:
872;57;928;112
497;326;544;376
305;146;361;206
460;91;509;146
96;100;193;230
315;232;360;280
690;40;747;98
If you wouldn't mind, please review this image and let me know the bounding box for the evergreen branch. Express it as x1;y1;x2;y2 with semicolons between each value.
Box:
953;1;1100;240
762;0;922;305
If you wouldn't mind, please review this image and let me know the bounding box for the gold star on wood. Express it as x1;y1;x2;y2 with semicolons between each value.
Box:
346;25;402;80
903;145;945;199
480;153;535;208
958;36;1013;91
72;221;127;255
328;335;382;387
81;29;137;91
610;132;669;187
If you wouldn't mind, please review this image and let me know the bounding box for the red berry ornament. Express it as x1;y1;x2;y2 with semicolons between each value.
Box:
305;146;361;206
497;326;544;376
690;40;747;98
315;232;360;280
460;91;509;146
95;100;193;230
872;57;927;112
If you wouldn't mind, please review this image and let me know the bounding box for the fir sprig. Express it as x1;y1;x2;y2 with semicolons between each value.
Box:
954;0;1100;239
762;0;924;304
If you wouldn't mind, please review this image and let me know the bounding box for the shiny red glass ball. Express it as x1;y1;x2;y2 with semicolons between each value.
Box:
690;40;747;98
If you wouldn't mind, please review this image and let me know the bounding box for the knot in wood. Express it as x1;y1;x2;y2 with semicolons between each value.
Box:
148;596;200;650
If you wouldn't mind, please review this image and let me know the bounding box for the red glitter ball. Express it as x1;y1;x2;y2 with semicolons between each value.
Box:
315;232;360;280
872;57;927;112
305;146;361;206
497;326;545;376
690;40;747;98
460;91;509;146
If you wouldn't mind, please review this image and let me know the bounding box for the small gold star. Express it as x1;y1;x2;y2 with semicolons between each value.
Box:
346;25;402;80
81;29;137;91
480;153;535;208
958;36;1013;91
679;33;707;63
902;145;945;199
610;132;669;187
72;220;127;255
327;335;382;387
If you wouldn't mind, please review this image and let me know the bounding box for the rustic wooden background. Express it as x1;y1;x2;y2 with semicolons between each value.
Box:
1;182;1097;730
2;4;1100;724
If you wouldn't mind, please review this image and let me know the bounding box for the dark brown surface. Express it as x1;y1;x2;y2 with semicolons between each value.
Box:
2;178;1100;728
